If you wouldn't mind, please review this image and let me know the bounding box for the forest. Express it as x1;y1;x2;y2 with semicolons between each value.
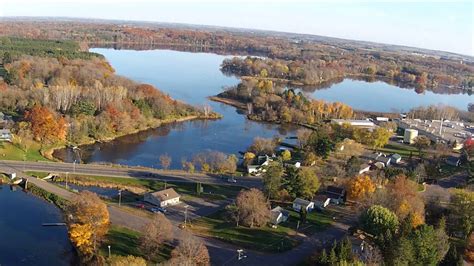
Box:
217;77;354;126
0;38;204;151
1;19;472;95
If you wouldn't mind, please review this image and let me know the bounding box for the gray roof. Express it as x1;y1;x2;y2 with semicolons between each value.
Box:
293;198;312;206
377;156;391;164
150;188;180;201
391;154;402;160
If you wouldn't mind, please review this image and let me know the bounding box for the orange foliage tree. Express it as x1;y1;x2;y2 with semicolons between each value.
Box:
25;105;67;143
347;175;376;201
386;175;425;223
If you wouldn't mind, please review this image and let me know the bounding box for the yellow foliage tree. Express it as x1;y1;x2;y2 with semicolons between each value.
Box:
66;191;110;259
411;212;424;228
347;175;376;200
281;150;291;161
69;223;94;255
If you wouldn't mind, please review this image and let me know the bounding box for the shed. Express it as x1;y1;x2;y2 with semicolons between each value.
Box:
446;156;461;167
270;206;290;225
292;198;314;212
390;154;402;164
313;194;331;209
144;188;180;207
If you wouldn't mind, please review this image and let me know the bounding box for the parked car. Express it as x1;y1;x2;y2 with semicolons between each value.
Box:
227;177;237;183
149;207;167;214
134;203;145;209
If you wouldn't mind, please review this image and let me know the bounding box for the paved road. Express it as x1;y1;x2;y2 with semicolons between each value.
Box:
0;160;262;188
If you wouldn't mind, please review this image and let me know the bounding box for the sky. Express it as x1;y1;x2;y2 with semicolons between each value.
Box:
1;0;473;56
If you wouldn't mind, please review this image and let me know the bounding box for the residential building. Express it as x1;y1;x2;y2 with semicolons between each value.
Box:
313;194;331;209
359;164;371;175
144;188;180;207
0;129;12;142
446;156;461;167
292;198;314;212
404;129;418;144
326;186;346;204
390;154;402;164
270;206;289;225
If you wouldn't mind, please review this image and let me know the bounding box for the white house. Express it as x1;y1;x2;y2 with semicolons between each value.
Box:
144;188;180;207
359;164;371;175
390;154;402;164
246;155;273;175
313;194;331;209
292;198;314;212
0;129;12;142
270;206;290;225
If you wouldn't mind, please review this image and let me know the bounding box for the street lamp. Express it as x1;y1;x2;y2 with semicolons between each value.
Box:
184;205;189;227
65;172;69;190
118;190;122;207
73;160;76;173
107;245;111;258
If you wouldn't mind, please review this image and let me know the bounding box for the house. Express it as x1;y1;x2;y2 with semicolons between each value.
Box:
390;154;402;164
247;155;273;175
0;129;12;142
292;198;314;212
331;119;375;129
359;164;371;175
326;186;347;204
446;156;461;167
270;206;290;225
313;194;331;209
374;162;385;169
376;156;391;167
144;188;180;207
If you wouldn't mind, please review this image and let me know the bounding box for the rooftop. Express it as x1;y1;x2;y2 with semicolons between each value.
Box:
150;188;180;201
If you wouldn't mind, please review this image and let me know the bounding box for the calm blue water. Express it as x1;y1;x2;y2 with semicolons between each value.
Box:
69;49;297;169
62;48;472;169
308;79;473;112
0;185;73;265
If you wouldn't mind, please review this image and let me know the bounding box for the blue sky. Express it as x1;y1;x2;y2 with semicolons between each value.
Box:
2;0;473;56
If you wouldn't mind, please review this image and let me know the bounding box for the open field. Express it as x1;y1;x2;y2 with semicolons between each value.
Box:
191;208;332;252
99;226;172;263
0;142;49;162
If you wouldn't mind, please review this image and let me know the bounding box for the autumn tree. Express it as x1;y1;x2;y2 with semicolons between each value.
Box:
169;231;210;266
159;153;172;170
248;137;277;156
347;175;376;201
140;213;173;260
109;255;147;266
66;191;110;260
262;162;284;199
281;149;291;161
25;105;67;144
297;168;321;199
235;188;270;228
413;135;431;157
369;127;392;151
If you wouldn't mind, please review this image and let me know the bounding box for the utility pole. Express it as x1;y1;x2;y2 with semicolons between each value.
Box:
73;160;76;174
118;190;122;207
184;205;189;227
107;245;111;258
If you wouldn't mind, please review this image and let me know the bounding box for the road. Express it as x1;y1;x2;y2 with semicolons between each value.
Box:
0;160;262;188
0;161;353;265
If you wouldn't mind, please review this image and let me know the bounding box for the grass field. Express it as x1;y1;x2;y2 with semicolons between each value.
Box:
100;226;172;263
0;142;49;161
376;143;419;157
191;208;332;252
25;171;244;202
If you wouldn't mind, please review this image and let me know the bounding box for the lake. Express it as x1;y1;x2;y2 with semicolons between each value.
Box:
306;79;473;112
55;49;298;169
0;185;74;265
55;48;473;169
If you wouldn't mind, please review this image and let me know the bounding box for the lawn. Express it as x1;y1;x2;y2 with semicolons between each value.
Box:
100;226;172;263
376;143;419;157
191;208;333;252
24;171;244;201
0;142;49;161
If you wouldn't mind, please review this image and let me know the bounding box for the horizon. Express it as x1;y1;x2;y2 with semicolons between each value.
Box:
2;0;473;56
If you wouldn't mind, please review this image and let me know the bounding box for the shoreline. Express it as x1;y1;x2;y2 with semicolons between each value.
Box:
45;114;208;161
